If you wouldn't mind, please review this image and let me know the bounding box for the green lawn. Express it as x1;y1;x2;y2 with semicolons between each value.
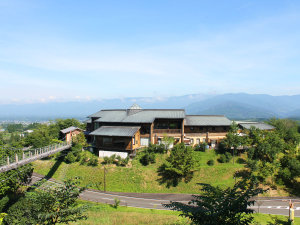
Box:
71;200;300;225
33;150;245;194
72;201;187;225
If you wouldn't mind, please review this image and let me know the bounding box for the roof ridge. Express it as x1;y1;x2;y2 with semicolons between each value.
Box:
186;115;226;117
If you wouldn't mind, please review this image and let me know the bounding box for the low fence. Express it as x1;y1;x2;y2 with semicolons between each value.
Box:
0;142;72;173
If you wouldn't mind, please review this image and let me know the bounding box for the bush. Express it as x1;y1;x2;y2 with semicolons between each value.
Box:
79;152;89;165
224;152;232;162
194;142;206;152
65;152;76;164
147;144;166;154
216;141;227;154
88;156;98;166
236;157;246;164
102;155;129;166
218;154;226;163
218;152;232;163
120;157;130;167
140;151;156;166
102;156;111;165
207;160;214;166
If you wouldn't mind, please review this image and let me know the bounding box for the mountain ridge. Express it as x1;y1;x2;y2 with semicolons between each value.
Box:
1;93;300;121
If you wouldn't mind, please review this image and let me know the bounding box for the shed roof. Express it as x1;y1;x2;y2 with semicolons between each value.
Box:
90;126;140;137
185;115;232;126
60;126;82;134
238;122;275;130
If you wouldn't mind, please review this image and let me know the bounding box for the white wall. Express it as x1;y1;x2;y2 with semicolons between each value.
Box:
99;150;128;159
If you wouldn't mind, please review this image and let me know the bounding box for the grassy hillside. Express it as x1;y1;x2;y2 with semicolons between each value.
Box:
32;149;286;196
33;150;245;194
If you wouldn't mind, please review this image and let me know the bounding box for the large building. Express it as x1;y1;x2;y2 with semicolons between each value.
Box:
86;104;232;158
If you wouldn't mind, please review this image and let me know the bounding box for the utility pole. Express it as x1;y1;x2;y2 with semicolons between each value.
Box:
232;147;235;164
103;167;107;192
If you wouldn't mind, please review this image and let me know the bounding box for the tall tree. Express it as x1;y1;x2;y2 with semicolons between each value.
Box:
222;122;243;163
159;143;196;186
164;181;264;225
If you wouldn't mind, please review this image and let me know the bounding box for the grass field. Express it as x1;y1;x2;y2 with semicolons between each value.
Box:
33;149;247;194
73;200;300;225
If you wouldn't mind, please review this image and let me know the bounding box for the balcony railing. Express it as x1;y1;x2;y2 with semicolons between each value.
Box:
153;129;181;134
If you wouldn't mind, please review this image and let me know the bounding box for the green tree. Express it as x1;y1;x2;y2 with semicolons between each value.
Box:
72;133;88;148
6;124;24;133
222;122;243;164
158;143;195;186
5;177;88;225
56;119;85;131
162;134;174;152
268;118;300;155
164;181;264;225
245;130;284;184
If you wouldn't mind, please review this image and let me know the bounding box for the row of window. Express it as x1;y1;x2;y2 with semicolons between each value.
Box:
190;138;206;144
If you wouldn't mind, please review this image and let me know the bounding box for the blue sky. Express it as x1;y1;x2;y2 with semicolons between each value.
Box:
0;0;300;104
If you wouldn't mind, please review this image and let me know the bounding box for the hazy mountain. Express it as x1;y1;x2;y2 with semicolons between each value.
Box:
185;93;300;119
0;94;212;121
187;101;277;119
1;93;300;121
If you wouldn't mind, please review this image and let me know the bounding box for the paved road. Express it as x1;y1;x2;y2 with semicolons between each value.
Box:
31;173;300;216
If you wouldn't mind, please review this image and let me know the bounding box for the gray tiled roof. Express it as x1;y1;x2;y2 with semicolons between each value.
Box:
85;118;92;123
90;126;141;137
238;122;275;130
60;126;82;134
93;109;185;123
185;115;231;126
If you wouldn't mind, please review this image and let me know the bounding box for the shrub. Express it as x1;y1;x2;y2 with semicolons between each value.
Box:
113;155;122;166
194;142;206;152
79;153;89;165
120;157;129;167
102;155;129;166
207;160;214;166
236;157;246;164
224;152;232;162
216;141;227;154
113;198;120;209
88;156;98;166
65;152;76;164
147;144;165;154
140;151;156;166
218;154;226;163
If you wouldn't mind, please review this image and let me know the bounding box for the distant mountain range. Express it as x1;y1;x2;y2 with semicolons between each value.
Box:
1;93;300;121
185;93;300;120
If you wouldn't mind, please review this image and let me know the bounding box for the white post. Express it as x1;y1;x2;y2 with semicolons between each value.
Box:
15;154;18;163
23;152;25;160
7;156;9;165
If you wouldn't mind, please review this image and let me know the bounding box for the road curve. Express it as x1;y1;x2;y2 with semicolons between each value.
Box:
31;173;300;216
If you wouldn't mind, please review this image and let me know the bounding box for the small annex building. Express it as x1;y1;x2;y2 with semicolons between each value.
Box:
60;126;82;142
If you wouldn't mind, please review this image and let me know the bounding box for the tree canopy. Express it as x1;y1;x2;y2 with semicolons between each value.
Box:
164;181;264;225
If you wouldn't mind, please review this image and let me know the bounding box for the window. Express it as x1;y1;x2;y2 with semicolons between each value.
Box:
190;127;194;130
190;139;194;144
196;139;200;145
103;137;112;145
212;127;216;131
133;136;135;145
